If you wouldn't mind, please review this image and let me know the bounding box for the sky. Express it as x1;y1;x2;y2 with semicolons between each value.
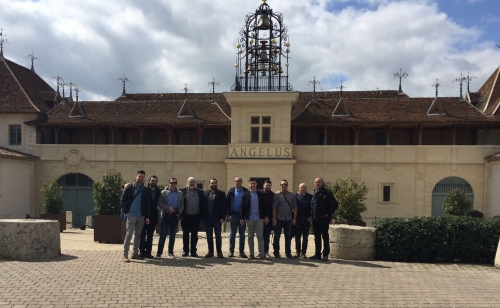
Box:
0;0;499;101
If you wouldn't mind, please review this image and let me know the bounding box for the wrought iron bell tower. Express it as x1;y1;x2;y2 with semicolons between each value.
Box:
232;0;292;92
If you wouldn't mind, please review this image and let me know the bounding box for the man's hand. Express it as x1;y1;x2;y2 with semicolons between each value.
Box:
292;218;297;226
227;216;233;222
168;207;175;213
275;191;282;194
307;217;312;222
145;218;150;225
219;219;225;224
272;219;277;227
240;219;245;226
264;217;269;225
124;183;131;189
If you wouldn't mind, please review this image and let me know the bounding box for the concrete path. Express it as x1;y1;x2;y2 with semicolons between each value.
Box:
0;228;499;307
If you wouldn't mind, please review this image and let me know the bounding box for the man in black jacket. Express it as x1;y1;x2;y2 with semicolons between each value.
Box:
260;180;274;259
180;177;204;257
226;177;248;258
202;178;227;258
310;177;338;261
241;178;267;259
139;175;160;259
121;170;150;262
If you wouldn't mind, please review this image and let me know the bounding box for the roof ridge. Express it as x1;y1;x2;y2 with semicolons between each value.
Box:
481;66;500;113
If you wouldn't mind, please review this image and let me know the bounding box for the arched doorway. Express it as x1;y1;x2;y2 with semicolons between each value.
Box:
57;173;95;227
431;177;474;217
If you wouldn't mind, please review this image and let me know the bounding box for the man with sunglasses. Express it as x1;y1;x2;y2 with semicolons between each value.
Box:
226;176;248;258
157;178;184;258
139;175;161;259
272;179;297;259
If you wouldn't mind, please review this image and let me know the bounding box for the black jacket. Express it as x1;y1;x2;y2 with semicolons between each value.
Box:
180;187;204;219
120;182;150;219
226;187;249;216
260;189;275;220
202;189;227;221
311;186;338;221
144;186;161;225
241;190;267;220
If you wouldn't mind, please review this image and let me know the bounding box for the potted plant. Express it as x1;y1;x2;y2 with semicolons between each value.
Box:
40;181;66;232
93;172;126;243
329;177;368;227
443;188;472;216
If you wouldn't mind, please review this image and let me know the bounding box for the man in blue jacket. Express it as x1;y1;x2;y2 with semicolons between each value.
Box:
226;176;248;258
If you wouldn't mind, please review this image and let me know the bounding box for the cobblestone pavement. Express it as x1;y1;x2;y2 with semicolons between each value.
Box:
1;229;500;307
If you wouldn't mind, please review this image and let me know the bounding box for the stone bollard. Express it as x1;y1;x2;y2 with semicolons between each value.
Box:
495;238;500;269
329;224;376;261
0;219;61;260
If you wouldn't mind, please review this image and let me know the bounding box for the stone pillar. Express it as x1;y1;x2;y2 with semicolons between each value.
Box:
495;238;500;269
329;224;376;261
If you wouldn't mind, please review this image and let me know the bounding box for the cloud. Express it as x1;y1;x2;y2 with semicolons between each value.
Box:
1;0;499;101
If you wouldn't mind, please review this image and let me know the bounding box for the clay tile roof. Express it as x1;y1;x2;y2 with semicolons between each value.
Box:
292;95;487;125
25;96;232;126
467;92;482;107
0;58;56;114
477;67;500;114
0;146;38;160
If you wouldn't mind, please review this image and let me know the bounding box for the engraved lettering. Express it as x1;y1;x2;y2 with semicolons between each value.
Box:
275;148;282;157
249;148;256;157
267;148;271;156
240;148;247;157
259;148;264;157
230;148;238;157
284;148;290;157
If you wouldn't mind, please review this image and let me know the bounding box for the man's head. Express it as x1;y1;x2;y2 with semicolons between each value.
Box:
314;177;324;189
280;179;289;192
149;175;158;188
169;178;178;191
234;177;243;189
299;183;307;195
263;179;272;192
209;178;218;191
187;177;196;190
248;178;257;192
135;170;145;185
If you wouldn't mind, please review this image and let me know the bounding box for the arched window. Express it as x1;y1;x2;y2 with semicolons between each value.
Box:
431;177;474;217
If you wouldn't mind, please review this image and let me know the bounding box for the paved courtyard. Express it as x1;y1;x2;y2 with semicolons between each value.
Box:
1;228;500;308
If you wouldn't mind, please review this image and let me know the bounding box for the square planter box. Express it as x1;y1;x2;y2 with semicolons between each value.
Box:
40;213;66;232
93;215;126;243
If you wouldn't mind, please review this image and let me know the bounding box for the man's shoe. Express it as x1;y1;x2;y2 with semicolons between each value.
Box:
191;253;199;258
156;254;161;259
286;254;294;259
131;254;144;260
309;254;322;260
228;252;235;257
181;252;188;257
217;252;224;258
123;256;130;263
259;255;266;260
239;252;248;258
322;255;328;261
301;254;307;259
248;255;255;259
168;253;175;258
144;254;155;259
205;253;214;258
294;252;300;258
274;254;281;259
265;253;271;259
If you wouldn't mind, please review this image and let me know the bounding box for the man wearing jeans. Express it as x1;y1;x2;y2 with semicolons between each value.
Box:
202;178;226;258
241;178;266;259
272;179;297;259
294;183;313;258
121;170;151;262
226;177;248;258
156;178;183;258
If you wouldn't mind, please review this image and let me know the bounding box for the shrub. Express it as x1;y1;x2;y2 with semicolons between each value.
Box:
41;181;64;214
443;188;472;216
467;210;484;218
375;216;500;263
93;172;125;215
329;177;368;222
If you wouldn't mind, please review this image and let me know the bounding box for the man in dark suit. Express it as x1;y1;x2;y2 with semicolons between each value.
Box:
180;177;204;257
139;175;161;259
202;178;227;258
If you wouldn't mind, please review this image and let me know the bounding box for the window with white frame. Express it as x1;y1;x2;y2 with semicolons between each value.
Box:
9;125;21;146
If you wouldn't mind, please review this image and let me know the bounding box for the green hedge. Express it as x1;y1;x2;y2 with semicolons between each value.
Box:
374;216;500;263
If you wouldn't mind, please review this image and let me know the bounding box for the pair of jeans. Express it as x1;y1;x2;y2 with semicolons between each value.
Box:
157;214;179;256
229;213;246;253
139;221;156;256
181;214;200;254
294;218;311;255
204;214;222;254
246;219;264;257
123;215;145;257
263;221;273;255
273;219;292;256
313;217;330;256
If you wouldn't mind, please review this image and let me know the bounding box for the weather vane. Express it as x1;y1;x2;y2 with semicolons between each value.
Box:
51;73;64;95
60;77;67;99
453;73;467;100
308;76;320;103
25;52;39;72
432;78;442;97
156;90;163;102
67;82;75;101
182;83;191;97
337;80;347;97
117;74;131;96
464;72;476;94
0;28;9;58
394;68;408;94
74;84;82;103
208;78;221;104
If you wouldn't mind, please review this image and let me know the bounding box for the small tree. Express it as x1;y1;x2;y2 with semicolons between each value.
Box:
93;172;125;215
329;177;368;222
41;181;64;214
443;188;472;216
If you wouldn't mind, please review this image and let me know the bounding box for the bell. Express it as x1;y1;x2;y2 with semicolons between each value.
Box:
260;50;268;61
250;69;255;76
261;71;267;77
256;14;271;30
259;63;265;71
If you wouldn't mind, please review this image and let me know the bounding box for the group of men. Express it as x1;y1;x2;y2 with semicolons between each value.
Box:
120;170;338;263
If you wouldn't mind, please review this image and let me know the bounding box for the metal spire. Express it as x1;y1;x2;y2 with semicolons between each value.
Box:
25;52;39;72
117;74;131;96
393;68;408;94
68;82;75;101
308;76;320;103
453;73;466;101
337;80;346;97
74;84;82;103
432;78;442;97
51;74;64;98
464;72;476;94
156;90;163;102
208;78;221;104
60;77;67;100
0;28;9;59
182;83;191;97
